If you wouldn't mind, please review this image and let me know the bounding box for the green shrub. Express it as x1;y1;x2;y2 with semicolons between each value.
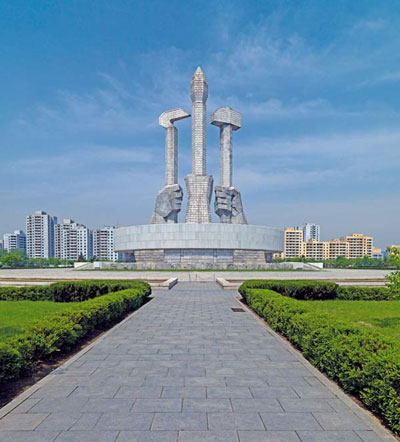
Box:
0;286;52;301
0;280;150;302
239;284;400;435
0;282;151;384
337;286;399;300
239;280;339;300
239;280;399;301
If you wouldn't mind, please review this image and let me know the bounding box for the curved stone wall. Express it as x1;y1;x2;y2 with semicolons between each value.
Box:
115;224;283;253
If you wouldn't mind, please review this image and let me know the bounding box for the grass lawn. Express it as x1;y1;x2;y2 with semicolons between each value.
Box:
308;299;400;339
0;301;76;341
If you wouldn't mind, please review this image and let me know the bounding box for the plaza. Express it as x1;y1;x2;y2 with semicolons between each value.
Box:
0;282;394;442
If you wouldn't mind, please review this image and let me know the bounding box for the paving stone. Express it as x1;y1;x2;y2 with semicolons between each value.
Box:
313;413;369;431
0;413;49;430
10;398;41;413
70;385;119;398
69;413;102;430
182;398;232;412
293;385;336;399
31;386;77;399
131;398;182;412
0;431;59;442
178;430;239;441
116;431;178;442
250;387;298;399
356;430;386;442
206;386;252;398
279;398;335;413
36;413;81;431
95;413;154;430
28;397;89;413
297;431;365;441
238;430;301;441
151;412;207;430
81;398;134;413
260;412;322;430
208;412;265;430
231;398;283;413
161;387;206;398
184;377;226;387
143;376;185;386
54;431;118;442
115;386;162;399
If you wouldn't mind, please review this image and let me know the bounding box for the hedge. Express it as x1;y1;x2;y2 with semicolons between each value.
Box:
0;281;151;384
239;279;399;301
239;284;400;435
0;280;150;302
337;286;399;300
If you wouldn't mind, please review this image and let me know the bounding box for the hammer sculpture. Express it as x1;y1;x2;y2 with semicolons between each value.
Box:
211;107;247;224
151;108;190;224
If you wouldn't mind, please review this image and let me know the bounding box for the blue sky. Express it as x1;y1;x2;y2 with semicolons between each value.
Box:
1;0;399;248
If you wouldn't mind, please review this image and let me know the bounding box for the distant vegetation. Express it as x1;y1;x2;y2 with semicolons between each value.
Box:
0;249;73;268
274;254;396;269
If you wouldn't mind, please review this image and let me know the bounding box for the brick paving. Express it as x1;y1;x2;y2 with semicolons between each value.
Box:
0;282;394;442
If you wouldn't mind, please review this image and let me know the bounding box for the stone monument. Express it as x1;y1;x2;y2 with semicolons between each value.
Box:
185;67;214;223
151;108;190;224
115;67;283;268
211;106;247;224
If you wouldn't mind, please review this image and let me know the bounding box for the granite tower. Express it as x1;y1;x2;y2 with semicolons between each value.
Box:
185;67;213;223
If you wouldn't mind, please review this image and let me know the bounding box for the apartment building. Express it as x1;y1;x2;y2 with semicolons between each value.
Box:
3;230;26;253
303;223;320;242
55;219;92;260
283;227;304;258
283;227;374;260
92;226;119;261
26;211;57;259
340;233;373;258
327;239;349;260
301;239;328;261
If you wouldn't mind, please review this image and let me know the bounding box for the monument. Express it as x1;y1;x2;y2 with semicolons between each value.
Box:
115;67;283;268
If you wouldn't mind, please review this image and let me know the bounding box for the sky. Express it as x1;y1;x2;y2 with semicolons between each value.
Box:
0;0;399;248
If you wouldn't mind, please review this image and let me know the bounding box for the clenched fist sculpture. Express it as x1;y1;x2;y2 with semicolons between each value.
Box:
215;186;247;224
151;184;183;224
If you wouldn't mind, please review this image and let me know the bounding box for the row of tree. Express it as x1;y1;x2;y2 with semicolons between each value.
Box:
274;253;398;269
0;249;74;268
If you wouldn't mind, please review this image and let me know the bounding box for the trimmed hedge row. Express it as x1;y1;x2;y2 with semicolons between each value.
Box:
239;279;399;300
337;286;397;300
0;280;150;302
239;284;400;435
0;282;151;384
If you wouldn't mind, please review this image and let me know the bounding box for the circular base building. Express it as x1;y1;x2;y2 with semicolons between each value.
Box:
114;223;283;269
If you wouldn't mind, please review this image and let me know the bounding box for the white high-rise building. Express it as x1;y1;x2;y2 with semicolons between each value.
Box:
55;219;93;260
92;226;119;261
303;223;320;242
26;211;57;259
3;230;27;253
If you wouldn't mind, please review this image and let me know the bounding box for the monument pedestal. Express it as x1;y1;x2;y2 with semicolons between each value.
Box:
115;223;283;269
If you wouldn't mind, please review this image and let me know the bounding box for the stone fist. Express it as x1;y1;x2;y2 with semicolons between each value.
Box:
151;184;183;224
215;186;247;224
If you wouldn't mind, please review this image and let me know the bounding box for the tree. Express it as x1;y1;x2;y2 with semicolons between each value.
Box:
385;247;400;292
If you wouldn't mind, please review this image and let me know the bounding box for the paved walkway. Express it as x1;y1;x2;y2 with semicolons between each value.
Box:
0;283;394;442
